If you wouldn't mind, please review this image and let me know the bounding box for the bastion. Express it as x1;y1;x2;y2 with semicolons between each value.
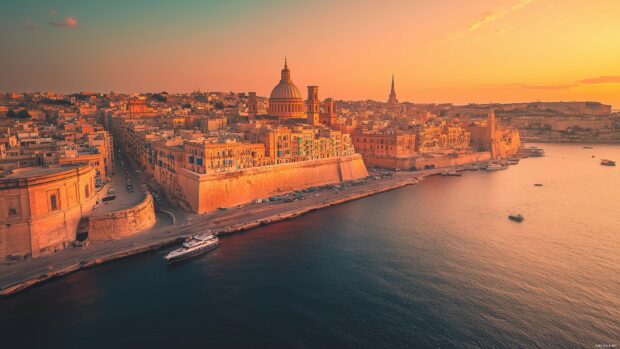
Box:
87;192;156;241
177;154;369;214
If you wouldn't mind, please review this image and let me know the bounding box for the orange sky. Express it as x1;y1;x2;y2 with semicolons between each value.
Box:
1;0;619;107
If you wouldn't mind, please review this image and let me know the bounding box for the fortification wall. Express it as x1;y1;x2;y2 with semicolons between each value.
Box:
88;193;156;241
362;152;491;170
179;154;368;214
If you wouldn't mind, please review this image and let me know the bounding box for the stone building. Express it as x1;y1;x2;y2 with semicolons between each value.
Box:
0;164;97;259
352;132;417;158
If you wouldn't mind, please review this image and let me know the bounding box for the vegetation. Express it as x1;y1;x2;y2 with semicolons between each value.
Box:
213;101;225;110
6;109;31;119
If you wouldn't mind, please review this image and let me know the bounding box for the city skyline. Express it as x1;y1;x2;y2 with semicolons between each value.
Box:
1;0;619;107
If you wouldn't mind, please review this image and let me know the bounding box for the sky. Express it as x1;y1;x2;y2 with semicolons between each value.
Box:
1;0;619;107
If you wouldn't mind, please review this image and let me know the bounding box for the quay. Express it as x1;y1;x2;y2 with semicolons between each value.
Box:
0;171;434;297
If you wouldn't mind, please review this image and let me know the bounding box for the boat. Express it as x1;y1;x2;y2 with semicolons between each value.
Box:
485;163;506;171
507;157;520;165
534;183;543;187
600;159;616;166
508;214;524;222
447;171;462;177
583;146;594;149
465;165;479;171
164;232;219;262
519;146;546;157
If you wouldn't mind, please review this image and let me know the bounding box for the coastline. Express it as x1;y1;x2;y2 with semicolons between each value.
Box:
0;172;427;298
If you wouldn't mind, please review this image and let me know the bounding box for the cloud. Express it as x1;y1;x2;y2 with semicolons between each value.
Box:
49;17;78;28
578;76;620;84
479;76;620;91
24;20;42;31
469;0;535;31
476;82;577;91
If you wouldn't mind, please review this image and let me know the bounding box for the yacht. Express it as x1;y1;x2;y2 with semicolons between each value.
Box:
485;163;506;171
164;232;219;262
600;159;616;166
509;214;524;223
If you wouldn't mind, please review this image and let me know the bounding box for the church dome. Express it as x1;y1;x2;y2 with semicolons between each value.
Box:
270;80;302;100
269;58;302;100
268;58;306;118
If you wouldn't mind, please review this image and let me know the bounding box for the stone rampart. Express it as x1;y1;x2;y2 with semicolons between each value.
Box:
88;193;156;241
178;154;368;214
362;152;491;170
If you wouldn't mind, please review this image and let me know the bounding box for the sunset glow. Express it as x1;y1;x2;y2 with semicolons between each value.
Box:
1;0;619;106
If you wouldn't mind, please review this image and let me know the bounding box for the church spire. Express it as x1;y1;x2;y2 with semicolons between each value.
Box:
388;74;398;106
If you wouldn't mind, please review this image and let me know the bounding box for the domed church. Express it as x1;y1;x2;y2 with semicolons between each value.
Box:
268;58;305;118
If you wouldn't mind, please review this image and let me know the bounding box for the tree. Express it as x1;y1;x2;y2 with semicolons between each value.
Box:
214;101;225;110
16;110;31;119
150;93;167;102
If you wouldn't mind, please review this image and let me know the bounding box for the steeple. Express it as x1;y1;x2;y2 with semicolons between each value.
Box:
388;74;398;106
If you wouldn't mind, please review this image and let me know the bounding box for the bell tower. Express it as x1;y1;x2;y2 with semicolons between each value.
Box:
248;92;257;121
306;86;320;125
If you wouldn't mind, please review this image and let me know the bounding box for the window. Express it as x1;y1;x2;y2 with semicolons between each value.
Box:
9;208;18;216
85;184;90;198
50;194;59;211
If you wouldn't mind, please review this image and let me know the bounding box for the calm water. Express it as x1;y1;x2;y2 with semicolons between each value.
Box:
1;143;619;348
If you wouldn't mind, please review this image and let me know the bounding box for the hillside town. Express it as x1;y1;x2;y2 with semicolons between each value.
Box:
1;60;617;268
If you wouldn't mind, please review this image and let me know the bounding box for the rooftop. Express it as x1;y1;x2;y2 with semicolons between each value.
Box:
1;164;84;179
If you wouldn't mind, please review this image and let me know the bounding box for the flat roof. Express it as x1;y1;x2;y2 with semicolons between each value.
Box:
1;164;84;179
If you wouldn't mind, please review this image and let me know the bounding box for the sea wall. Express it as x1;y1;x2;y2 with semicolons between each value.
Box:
88;193;156;241
178;154;369;214
362;152;491;170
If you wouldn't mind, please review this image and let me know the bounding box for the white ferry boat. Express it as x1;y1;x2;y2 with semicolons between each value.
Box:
164;232;219;262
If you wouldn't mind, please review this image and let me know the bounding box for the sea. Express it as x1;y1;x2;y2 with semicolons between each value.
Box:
1;143;618;348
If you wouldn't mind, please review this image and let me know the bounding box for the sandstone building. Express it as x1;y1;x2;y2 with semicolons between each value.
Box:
0;165;97;259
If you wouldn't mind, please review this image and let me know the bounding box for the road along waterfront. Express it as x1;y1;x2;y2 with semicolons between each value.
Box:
0;170;425;296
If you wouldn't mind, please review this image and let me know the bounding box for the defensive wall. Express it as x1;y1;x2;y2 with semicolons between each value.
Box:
87;192;156;241
178;154;369;214
362;152;492;170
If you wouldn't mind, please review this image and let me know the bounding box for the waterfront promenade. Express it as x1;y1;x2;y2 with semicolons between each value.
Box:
0;170;435;297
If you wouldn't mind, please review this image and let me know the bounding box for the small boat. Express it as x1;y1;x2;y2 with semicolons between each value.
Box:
534;183;543;187
601;159;616;166
507;157;520;165
440;171;448;176
583;146;594;149
509;214;524;222
522;146;545;157
447;171;462;177
485;163;506;171
164;232;219;263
